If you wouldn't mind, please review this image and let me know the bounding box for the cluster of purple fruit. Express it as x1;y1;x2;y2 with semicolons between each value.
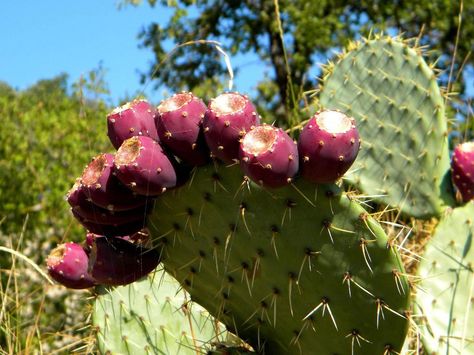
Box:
47;92;361;289
451;142;474;202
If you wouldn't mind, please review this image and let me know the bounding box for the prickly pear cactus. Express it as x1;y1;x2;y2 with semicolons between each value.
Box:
148;164;410;354
93;267;234;354
319;35;454;218
416;202;474;354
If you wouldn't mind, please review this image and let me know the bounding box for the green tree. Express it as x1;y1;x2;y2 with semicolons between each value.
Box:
128;0;473;126
0;73;111;237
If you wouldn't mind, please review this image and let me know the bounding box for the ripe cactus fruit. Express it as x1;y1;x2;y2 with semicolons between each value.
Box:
71;209;146;236
81;153;146;211
156;92;209;165
107;99;159;149
298;110;360;183
114;136;177;196
203;92;260;163
93;268;236;354
85;231;150;253
319;35;454;218
89;236;160;286
67;181;151;225
239;125;298;187
451;142;474;202
416;202;474;354
148;164;410;354
46;242;95;289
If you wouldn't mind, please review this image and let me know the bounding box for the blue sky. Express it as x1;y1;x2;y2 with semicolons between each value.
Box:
1;2;471;106
0;1;267;105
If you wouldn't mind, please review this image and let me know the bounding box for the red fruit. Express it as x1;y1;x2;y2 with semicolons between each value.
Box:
451;142;474;202
89;237;160;286
47;242;95;289
114;136;177;196
203;92;260;163
107;99;159;149
239;125;299;188
298;110;360;183
67;181;152;225
80;153;147;211
85;230;150;250
71;209;146;236
156;92;209;166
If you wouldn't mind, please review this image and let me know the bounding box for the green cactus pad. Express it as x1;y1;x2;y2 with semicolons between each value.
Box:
416;202;474;354
148;164;410;354
319;36;454;218
93;267;232;354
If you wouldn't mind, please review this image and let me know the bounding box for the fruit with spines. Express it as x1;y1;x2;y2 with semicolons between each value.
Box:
298;110;360;183
319;35;454;218
85;230;150;250
451;141;474;202
67;180;151;225
203;92;260;163
114;136;177;196
156;91;209;166
239;124;298;187
89;236;160;286
80;153;147;211
71;209;146;236
416;202;474;354
107;99;159;149
47;242;95;289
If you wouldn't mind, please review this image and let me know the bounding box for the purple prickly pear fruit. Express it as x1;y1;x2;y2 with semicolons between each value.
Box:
85;229;150;250
203;92;260;163
72;209;146;236
298;110;360;183
85;232;97;249
239;125;299;188
46;242;95;289
81;153;147;211
89;236;160;286
114;136;177;196
107;99;159;149
67;181;152;225
451;142;474;202
66;179;84;207
156;92;209;166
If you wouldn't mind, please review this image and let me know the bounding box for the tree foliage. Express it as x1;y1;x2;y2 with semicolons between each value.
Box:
0;74;111;236
131;0;473;125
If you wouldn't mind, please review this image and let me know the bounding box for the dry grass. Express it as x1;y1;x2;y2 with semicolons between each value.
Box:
0;220;95;355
